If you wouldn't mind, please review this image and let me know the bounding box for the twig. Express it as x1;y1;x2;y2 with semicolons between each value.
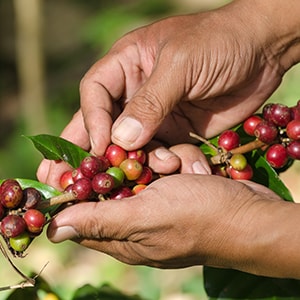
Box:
189;132;219;153
37;192;77;209
0;238;48;291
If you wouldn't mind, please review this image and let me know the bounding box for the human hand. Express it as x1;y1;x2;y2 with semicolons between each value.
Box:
37;0;299;186
46;173;297;278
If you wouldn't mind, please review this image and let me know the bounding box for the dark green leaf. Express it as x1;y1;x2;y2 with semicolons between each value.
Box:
204;267;300;299
25;134;90;168
72;284;144;300
0;178;62;215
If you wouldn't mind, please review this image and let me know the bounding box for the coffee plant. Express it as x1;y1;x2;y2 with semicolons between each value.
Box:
2;101;300;299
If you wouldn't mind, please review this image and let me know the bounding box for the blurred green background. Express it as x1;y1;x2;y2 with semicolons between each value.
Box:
0;0;300;299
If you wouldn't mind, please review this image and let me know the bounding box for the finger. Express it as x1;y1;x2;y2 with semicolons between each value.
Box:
47;198;140;243
80;57;125;156
111;48;186;150
169;144;211;175
145;141;181;174
36;110;90;188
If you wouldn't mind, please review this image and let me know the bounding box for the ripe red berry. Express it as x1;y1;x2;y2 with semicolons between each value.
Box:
243;115;262;136
23;209;46;234
119;158;143;181
1;215;26;238
72;168;86;182
135;166;153;184
265;144;288;168
127;149;147;165
80;156;104;179
218;130;240;151
287;141;300;160
71;178;93;200
262;103;274;123
0;180;23;209
269;103;291;127
110;186;133;200
92;173;114;194
59;170;74;190
227;164;253;180
286;119;300;141
105;144;127;167
254;121;278;144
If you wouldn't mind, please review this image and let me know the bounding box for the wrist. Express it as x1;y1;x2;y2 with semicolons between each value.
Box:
243;0;300;71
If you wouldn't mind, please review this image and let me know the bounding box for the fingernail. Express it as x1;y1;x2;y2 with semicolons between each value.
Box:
192;161;210;174
112;117;142;146
48;225;79;243
155;148;175;161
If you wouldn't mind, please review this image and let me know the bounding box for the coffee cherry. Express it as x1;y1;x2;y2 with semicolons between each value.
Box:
106;167;125;188
243;115;262;136
72;168;87;182
9;232;31;252
92;173;114;194
132;184;147;195
127;149;147;165
105;144;127;167
135;166;153;184
97;155;111;170
80;156;105;179
227;164;253;180
291;105;300;121
21;187;42;209
262;103;273;123
286;140;300;160
110;186;133;200
1;215;26;238
119;158;143;181
23;209;46;234
71;178;93;200
59;170;74;190
254;121;278;144
211;165;228;177
0;180;23;209
265;144;288;168
269;103;291;127
229;153;248;171
218;130;240;151
286;119;300;141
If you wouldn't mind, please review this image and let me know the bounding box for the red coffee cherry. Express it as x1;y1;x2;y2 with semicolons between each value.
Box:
92;173;115;194
105;144;127;167
71;177;93;200
1;215;27;238
23;209;46;234
218;130;240;151
0;179;23;208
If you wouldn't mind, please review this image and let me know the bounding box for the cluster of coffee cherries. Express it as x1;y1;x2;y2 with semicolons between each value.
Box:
59;144;154;201
212;101;300;180
0;179;46;256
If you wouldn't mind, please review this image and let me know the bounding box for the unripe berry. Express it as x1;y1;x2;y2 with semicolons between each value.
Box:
9;232;31;252
119;159;143;181
106;167;125;188
229;154;248;171
132;184;147;195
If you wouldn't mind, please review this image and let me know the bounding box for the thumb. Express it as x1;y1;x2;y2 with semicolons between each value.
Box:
111;56;185;150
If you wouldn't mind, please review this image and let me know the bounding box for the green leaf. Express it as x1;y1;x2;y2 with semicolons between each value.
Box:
25;134;90;168
72;284;144;300
204;267;300;299
0;178;62;216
